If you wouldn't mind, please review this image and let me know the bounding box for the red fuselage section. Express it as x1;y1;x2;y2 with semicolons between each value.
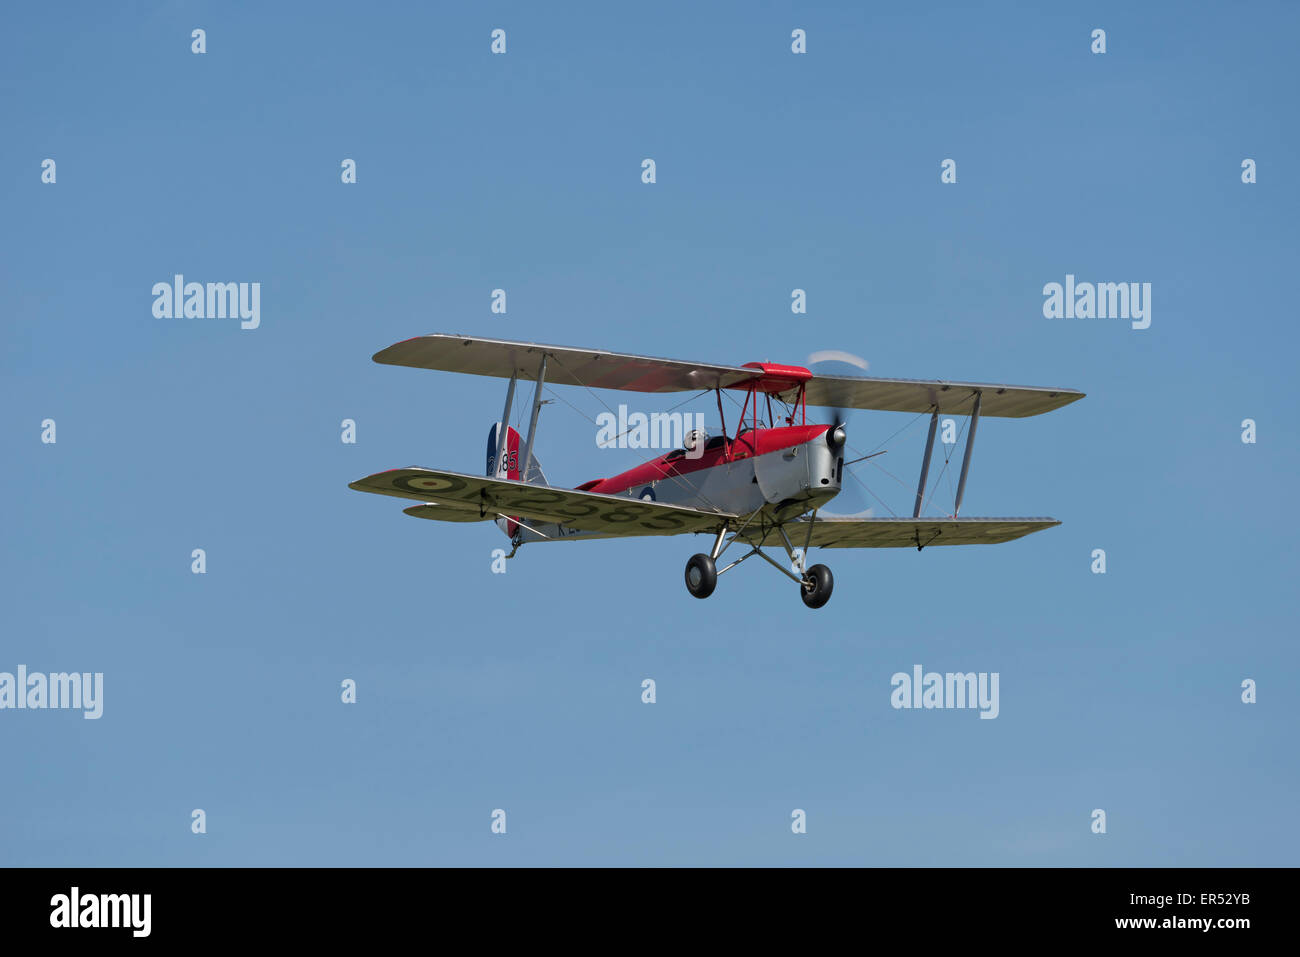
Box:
579;424;832;496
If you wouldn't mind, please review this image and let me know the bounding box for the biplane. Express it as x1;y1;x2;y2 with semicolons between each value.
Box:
350;335;1084;608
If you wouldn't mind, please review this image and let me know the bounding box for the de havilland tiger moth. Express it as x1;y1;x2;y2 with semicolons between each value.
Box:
349;334;1084;609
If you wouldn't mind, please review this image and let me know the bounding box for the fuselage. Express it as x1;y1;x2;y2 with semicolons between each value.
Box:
504;424;844;544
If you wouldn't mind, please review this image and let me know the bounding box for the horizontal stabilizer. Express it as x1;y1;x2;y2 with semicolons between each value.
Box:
400;503;490;524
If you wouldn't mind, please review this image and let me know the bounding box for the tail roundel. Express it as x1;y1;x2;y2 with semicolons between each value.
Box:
486;423;548;485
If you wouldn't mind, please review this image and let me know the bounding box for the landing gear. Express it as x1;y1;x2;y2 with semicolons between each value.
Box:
682;515;835;608
799;563;834;609
684;553;717;599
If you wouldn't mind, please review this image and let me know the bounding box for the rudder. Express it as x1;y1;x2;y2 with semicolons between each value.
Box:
486;423;548;485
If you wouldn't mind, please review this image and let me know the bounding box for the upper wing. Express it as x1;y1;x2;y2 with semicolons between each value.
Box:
373;334;757;393
739;516;1061;549
800;376;1084;418
349;467;736;536
374;334;1083;417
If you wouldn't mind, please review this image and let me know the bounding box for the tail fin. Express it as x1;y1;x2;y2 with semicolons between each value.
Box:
486;423;548;485
487;422;547;541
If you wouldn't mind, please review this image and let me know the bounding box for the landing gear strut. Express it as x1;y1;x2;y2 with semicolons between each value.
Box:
682;513;834;609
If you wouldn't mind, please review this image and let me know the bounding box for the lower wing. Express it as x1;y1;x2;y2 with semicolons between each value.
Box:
740;516;1061;549
349;467;736;537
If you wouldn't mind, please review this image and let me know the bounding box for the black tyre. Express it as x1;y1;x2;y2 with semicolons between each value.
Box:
684;553;717;599
800;563;834;609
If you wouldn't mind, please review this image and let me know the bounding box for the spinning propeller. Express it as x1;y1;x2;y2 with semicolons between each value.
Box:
806;349;874;516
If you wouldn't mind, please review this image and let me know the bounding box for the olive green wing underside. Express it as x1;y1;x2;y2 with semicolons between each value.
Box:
349;467;736;537
737;517;1061;549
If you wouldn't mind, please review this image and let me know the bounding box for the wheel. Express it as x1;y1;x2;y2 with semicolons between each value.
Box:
800;563;834;609
684;553;717;599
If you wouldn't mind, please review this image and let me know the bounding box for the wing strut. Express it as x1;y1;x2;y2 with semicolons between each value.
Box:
953;392;982;516
521;356;547;484
714;387;728;461
913;410;939;517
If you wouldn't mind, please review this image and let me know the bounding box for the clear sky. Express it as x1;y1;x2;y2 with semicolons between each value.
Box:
2;1;1296;866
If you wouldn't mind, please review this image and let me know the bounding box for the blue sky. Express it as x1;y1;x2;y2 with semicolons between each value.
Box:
2;1;1296;865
